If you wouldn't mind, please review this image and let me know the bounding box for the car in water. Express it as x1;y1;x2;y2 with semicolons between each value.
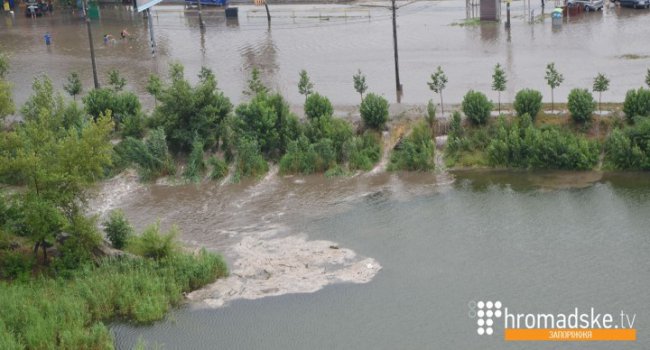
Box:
575;0;604;10
617;0;649;8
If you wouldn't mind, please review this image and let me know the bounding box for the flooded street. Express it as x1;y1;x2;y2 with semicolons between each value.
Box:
1;1;650;109
105;170;650;349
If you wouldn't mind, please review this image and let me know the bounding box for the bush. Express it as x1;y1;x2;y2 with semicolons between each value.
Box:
279;136;336;174
128;222;178;260
487;116;599;170
83;88;142;128
461;90;493;125
389;122;435;171
183;136;206;182
234;137;268;179
121;112;146;139
102;209;133;249
622;88;650;123
360;93;389;130
344;131;382;171
304;116;354;162
513;89;543;120
208;156;228;180
304;93;333;120
117;128;175;181
567;88;596;123
0;251;34;281
604;119;650;169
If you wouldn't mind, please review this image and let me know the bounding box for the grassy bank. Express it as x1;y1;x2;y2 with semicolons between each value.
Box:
0;250;227;349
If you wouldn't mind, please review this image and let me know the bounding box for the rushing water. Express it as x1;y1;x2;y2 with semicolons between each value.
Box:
108;170;650;349
1;1;650;110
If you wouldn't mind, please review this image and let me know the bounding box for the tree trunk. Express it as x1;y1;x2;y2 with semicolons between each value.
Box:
42;240;48;265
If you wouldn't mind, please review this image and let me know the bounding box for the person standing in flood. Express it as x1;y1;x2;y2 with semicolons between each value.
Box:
44;32;51;46
120;28;129;39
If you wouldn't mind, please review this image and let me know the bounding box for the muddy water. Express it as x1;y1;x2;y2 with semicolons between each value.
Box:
106;170;650;349
2;1;649;110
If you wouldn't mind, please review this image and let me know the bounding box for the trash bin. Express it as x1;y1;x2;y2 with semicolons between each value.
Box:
225;6;237;18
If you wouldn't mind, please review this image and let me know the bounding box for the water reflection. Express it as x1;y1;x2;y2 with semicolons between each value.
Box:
240;28;278;91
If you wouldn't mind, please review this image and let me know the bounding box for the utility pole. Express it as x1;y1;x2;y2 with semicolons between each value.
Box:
264;0;271;25
391;0;402;98
83;0;99;88
197;0;204;29
147;8;156;56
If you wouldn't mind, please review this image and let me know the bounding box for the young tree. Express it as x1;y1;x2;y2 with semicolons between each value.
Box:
298;69;314;101
425;99;436;129
0;54;14;121
63;72;83;101
107;69;127;91
592;73;610;116
544;63;564;112
645;68;650;89
243;67;268;97
428;66;448;117
353;69;368;103
492;63;507;114
146;74;163;107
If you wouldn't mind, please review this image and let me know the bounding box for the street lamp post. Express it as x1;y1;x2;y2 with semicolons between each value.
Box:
83;0;99;89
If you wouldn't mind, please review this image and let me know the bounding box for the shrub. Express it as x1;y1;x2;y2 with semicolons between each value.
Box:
121;112;146;139
304;93;333;120
622;88;650;123
389;121;435;171
83;88;141;128
344;131;382;171
183;136;205;182
604;119;650;169
117;128;175;181
461;90;493;125
234;137;268;179
360;93;389;130
208;156;228;180
102;209;133;249
487;117;599;170
304;115;354;162
279;136;335;174
513;89;543;120
0;251;34;281
567;88;596;123
128;222;178;260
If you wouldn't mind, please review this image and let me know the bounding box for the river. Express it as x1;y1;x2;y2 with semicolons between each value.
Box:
107;170;650;349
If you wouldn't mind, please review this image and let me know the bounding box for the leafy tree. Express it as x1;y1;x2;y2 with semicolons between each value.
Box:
304;92;333;120
117;127;175;181
592;73;609;116
63;72;83;101
153;64;232;152
513;89;543;120
0;54;14;121
360;93;389;130
567;88;596;124
243;67;268;97
107;69;126;91
234;137;268;179
623;88;650;123
428;66;448;117
146;74;163;107
544;63;564;112
353;69;368;102
461;90;493;125
183;135;206;182
298;69;314;100
492;63;507;114
102;209;133;249
83;88;141;129
646;68;650;89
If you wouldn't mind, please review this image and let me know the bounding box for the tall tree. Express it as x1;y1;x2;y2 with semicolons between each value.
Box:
428;66;448;117
243;68;268;97
592;73;610;116
544;63;564;112
298;69;314;101
107;69;127;92
63;72;83;101
492;63;507;114
353;69;368;103
0;53;14;121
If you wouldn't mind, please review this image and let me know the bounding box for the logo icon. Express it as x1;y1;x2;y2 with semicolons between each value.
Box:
469;300;502;335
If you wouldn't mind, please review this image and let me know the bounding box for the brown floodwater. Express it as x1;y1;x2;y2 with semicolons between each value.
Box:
1;1;649;111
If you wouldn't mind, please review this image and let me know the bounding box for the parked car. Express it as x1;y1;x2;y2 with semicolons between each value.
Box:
575;0;604;10
618;0;649;8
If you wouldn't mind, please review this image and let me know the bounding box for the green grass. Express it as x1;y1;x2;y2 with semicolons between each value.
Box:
0;250;227;349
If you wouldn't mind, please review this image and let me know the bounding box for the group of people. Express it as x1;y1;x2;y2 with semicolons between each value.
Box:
27;0;53;19
103;28;130;45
